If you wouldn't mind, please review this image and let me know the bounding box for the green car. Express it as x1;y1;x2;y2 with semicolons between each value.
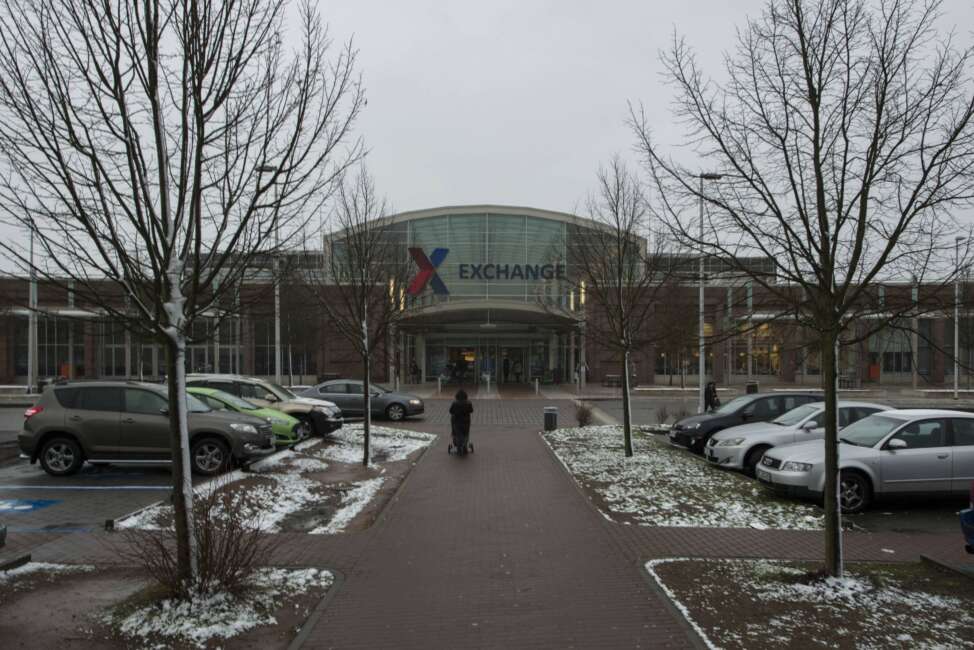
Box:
188;387;309;446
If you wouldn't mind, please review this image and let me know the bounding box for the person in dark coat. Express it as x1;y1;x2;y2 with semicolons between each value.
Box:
704;381;721;412
449;389;474;455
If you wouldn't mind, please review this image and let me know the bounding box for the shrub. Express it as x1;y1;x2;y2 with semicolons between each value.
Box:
117;480;271;599
575;402;594;427
656;405;670;425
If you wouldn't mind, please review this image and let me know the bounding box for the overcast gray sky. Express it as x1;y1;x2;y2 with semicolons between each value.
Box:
315;0;974;216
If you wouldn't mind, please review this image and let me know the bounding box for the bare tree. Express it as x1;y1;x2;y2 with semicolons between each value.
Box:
0;0;363;593
305;168;411;466
635;0;974;576
565;156;682;456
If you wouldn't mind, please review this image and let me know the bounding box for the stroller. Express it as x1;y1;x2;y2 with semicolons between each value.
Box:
447;389;474;456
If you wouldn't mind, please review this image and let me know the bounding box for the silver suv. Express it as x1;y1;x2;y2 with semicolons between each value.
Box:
18;381;276;477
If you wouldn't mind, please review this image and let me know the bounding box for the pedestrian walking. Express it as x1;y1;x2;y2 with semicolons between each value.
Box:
449;389;474;456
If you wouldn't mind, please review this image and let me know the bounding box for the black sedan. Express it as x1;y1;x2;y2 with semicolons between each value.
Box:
668;392;820;454
299;380;424;422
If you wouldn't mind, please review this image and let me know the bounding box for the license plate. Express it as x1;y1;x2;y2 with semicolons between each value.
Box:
757;469;771;482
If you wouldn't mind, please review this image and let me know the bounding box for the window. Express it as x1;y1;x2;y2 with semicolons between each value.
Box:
952;419;974;446
78;387;122;411
320;383;345;394
890;420;945;449
237;382;262;400
746;398;775;418
124;389;168;415
102;322;127;377
200;395;228;411
54;387;80;409
206;381;236;395
809;412;826;428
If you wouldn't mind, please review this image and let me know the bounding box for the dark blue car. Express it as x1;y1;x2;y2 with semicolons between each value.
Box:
963;481;974;554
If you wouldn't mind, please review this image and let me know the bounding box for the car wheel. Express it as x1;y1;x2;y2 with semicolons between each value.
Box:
839;471;872;514
39;437;84;476
743;446;771;477
386;403;406;422
191;437;230;476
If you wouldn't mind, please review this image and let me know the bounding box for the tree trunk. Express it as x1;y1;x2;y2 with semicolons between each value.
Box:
821;330;843;577
362;352;371;467
165;336;197;592
622;349;633;457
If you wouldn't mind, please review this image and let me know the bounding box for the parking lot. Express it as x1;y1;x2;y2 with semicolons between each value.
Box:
589;396;971;534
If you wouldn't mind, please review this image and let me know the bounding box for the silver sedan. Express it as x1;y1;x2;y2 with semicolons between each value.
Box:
756;409;974;513
706;400;889;475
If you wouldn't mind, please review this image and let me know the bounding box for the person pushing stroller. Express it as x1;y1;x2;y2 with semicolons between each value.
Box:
449;389;474;456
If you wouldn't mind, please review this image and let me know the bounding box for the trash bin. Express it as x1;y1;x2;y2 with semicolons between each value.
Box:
36;377;53;394
745;381;759;394
544;406;558;431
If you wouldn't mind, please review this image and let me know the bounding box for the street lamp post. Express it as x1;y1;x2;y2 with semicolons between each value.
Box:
955;235;966;400
698;173;723;413
257;165;281;384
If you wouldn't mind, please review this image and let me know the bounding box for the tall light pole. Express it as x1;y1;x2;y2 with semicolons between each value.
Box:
955;235;966;400
257;165;281;384
698;173;723;413
27;228;37;393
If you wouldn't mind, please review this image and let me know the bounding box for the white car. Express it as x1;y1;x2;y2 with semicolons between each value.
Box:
756;409;974;513
705;400;889;475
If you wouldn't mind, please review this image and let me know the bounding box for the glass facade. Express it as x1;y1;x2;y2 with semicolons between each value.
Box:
405;212;570;307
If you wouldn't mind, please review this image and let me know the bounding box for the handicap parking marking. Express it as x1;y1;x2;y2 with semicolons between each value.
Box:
0;498;60;513
0;484;170;491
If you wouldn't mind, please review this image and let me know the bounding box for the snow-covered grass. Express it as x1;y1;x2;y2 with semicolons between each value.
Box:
544;425;823;530
647;558;974;649
0;562;94;584
310;477;384;534
319;423;435;464
115;424;433;534
111;567;333;649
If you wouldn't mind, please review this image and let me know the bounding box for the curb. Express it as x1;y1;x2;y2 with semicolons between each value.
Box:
920;553;974;581
0;552;31;572
287;569;346;650
574;398;618;426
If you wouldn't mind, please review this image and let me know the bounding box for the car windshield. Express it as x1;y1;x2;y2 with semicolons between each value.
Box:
266;382;296;400
715;395;754;414
186;393;211;413
209;390;259;411
773;403;821;427
838;414;904;447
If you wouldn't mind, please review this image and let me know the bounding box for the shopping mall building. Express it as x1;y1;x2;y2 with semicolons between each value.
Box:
0;205;968;389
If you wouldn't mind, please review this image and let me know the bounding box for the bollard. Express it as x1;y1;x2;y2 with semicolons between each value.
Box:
543;406;558;431
437;376;442;395
534;378;539;395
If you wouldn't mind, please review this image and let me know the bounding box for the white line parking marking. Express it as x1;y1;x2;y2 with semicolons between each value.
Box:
0;485;171;491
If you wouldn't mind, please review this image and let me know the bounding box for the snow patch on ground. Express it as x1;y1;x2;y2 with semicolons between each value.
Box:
544;425;823;530
112;568;333;648
0;562;94;583
320;423;434;464
647;558;974;650
310;477;384;534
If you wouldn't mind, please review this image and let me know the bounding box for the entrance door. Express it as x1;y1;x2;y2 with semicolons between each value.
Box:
500;347;526;384
447;347;476;384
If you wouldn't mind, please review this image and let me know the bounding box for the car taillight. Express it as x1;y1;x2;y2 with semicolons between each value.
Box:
24;405;43;419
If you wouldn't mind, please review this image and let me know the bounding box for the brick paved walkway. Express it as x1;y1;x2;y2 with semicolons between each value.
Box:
296;399;694;648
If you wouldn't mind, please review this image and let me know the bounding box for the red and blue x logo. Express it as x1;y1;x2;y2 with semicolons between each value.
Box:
407;247;449;295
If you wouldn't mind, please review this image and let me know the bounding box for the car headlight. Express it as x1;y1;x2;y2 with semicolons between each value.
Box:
229;423;258;434
409;399;422;405
269;418;290;427
781;461;813;472
717;438;745;447
681;422;701;430
314;406;337;417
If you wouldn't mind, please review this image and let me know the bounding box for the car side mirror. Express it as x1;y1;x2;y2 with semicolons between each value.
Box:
159;407;169;416
801;420;817;431
263;393;278;402
886;438;907;450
